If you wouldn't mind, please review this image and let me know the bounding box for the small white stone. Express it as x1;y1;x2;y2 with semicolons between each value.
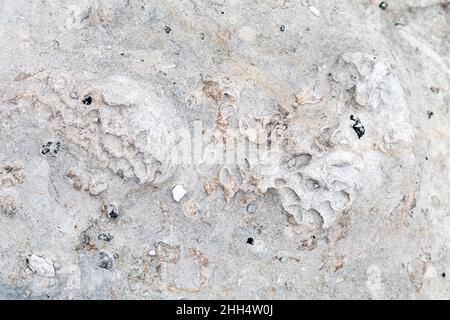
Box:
26;254;55;278
309;6;321;17
172;185;187;202
148;249;156;256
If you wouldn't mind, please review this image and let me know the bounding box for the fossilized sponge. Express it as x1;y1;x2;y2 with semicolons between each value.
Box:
3;48;415;232
46;73;183;185
200;52;415;230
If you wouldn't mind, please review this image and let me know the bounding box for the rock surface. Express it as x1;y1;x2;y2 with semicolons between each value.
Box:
0;0;449;299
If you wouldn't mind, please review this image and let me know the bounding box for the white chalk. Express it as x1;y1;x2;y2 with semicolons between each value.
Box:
309;6;321;17
172;185;187;202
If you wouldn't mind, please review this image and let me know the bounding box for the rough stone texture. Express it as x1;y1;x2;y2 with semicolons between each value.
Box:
0;0;449;299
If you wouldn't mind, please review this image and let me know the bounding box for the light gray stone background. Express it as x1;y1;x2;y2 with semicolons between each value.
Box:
0;0;449;299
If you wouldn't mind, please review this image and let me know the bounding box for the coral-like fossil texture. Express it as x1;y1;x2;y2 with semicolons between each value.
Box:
0;0;449;299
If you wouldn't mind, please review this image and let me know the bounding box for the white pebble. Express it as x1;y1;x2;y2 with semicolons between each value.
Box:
172;185;187;202
309;6;321;17
26;254;55;278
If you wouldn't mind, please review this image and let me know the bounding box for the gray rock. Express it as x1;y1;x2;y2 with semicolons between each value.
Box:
0;0;448;300
98;252;113;270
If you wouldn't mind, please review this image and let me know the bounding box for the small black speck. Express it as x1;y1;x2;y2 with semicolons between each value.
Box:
246;237;254;245
82;96;92;105
164;25;171;34
221;11;224;14
107;205;119;219
280;25;285;32
200;32;205;40
427;111;434;119
350;115;365;139
379;2;388;10
430;87;440;94
41;140;61;157
442;272;446;278
98;233;113;242
120;52;125;56
425;156;428;160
